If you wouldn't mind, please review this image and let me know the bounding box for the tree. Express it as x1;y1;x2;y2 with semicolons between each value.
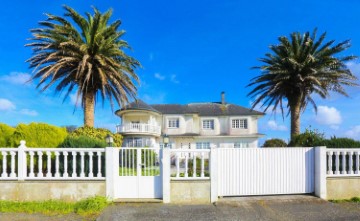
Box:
26;6;141;127
248;29;358;141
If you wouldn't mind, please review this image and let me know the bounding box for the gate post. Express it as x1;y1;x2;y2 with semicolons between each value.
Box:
18;140;27;181
106;147;119;200
162;148;171;203
315;146;327;199
210;147;218;203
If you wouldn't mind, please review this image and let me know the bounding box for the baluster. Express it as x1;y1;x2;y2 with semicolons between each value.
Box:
37;151;43;177
176;152;180;177
72;151;77;177
144;149;147;176
124;150;127;176
89;152;94;178
341;151;346;174
54;152;60;177
193;152;196;177
356;151;360;174
185;153;188;178
63;151;68;178
97;151;102;177
10;151;16;178
46;151;52;178
29;151;35;178
327;151;333;175
80;152;85;178
2;151;7;178
335;151;339;174
349;151;353;174
201;152;205;177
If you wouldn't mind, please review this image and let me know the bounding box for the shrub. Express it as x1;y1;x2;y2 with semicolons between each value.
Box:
59;136;107;148
70;126;122;147
262;138;287;147
0;123;15;147
8;123;68;147
289;128;325;147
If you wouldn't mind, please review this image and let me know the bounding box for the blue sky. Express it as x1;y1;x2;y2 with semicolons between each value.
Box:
1;0;360;144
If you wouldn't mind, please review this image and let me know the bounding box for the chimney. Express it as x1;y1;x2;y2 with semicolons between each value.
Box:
221;91;225;104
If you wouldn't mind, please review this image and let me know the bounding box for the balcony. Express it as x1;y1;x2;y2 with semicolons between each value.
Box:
116;123;161;136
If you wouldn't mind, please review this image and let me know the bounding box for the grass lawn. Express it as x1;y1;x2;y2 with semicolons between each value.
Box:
119;166;160;176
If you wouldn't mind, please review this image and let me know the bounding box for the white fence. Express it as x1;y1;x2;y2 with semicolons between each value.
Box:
169;149;210;180
217;148;315;196
0;141;105;180
326;149;360;176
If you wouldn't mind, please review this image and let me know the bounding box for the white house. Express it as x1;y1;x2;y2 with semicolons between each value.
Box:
115;92;264;148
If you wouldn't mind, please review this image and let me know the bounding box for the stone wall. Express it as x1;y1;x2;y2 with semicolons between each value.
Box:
327;177;360;200
170;180;210;203
0;181;106;201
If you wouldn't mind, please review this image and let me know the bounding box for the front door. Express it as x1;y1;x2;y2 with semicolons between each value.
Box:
118;147;162;198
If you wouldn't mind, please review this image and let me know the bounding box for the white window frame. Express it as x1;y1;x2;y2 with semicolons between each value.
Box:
202;119;214;130
232;119;248;129
196;142;211;149
168;118;180;128
234;142;250;148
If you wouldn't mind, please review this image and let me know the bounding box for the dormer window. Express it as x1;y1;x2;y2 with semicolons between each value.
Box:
202;120;214;130
232;119;248;129
168;118;179;128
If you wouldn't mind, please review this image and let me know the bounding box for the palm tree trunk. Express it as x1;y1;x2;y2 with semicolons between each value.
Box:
84;91;95;127
290;102;301;141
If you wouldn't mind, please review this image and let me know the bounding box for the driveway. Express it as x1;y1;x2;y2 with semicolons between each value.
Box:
97;195;360;221
0;195;359;221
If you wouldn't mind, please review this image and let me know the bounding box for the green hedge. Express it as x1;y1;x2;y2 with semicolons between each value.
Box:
59;136;107;148
8;123;68;147
0;123;15;147
70;127;122;147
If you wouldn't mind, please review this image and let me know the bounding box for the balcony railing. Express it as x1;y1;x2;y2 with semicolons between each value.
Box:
116;123;161;135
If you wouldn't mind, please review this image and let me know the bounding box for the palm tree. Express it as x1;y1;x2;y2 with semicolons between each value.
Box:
26;5;140;127
248;29;358;141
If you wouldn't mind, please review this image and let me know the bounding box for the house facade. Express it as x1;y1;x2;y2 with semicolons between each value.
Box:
115;92;264;148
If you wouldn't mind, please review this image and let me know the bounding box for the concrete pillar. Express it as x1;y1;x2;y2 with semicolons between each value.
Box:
210;147;218;203
17;140;27;181
105;147;119;200
162;148;171;203
315;146;327;199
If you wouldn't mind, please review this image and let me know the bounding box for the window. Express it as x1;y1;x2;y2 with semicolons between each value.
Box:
168;118;180;128
123;137;151;147
196;142;210;149
232;119;248;129
202;120;214;130
234;142;250;148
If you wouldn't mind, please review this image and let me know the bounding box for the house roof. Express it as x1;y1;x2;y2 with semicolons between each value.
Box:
117;100;161;114
118;100;264;116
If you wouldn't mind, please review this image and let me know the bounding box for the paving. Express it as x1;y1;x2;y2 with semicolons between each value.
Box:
1;195;359;221
97;195;360;221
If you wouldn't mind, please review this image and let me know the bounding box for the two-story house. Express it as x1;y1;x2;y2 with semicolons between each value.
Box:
115;92;264;148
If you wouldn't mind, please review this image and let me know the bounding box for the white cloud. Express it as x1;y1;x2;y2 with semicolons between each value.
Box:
170;74;180;84
0;72;31;85
314;106;342;127
154;73;165;80
267;120;287;131
141;93;165;104
19;109;38;116
345;125;360;139
70;93;81;106
0;98;16;111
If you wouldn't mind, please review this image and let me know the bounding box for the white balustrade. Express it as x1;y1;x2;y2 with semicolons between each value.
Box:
116;123;161;135
327;149;360;177
170;149;210;180
0;144;106;180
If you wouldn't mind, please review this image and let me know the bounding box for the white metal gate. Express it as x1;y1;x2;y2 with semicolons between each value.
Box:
217;148;315;196
117;147;162;198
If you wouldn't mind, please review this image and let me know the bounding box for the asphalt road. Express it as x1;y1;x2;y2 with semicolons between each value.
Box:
1;196;359;221
97;196;360;221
